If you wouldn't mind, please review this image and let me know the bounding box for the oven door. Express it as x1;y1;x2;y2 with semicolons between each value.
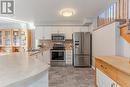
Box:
51;50;65;61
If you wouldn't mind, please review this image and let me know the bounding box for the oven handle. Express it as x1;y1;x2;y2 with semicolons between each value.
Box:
51;50;65;52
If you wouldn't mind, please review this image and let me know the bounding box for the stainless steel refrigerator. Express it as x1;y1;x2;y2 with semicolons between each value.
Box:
72;32;91;67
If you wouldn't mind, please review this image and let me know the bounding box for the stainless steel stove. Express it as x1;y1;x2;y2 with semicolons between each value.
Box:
50;43;66;66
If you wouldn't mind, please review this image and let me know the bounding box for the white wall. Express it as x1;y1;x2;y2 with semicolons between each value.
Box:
92;22;120;56
92;22;120;66
92;21;130;67
119;36;130;58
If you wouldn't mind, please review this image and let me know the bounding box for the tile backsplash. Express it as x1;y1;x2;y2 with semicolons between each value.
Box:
40;39;73;50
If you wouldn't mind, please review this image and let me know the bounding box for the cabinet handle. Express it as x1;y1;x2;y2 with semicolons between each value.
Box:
111;83;116;87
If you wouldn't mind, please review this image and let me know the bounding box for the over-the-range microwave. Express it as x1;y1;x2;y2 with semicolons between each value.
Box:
51;34;65;41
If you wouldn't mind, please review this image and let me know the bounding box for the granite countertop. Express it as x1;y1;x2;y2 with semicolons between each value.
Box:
95;56;130;76
0;52;49;87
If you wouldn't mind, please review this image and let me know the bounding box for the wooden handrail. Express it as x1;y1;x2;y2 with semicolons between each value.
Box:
97;0;129;27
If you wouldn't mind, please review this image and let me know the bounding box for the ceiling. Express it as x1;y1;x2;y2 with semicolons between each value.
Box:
10;0;114;25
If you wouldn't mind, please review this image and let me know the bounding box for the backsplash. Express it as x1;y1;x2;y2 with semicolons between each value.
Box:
39;39;73;50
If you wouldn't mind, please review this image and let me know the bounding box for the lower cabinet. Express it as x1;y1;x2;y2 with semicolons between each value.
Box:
96;69;120;87
66;50;72;65
43;50;50;64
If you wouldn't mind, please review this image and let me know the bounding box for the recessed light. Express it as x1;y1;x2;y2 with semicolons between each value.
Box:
59;8;75;17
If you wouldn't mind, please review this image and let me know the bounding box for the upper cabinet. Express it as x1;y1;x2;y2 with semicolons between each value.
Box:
20;29;31;50
65;28;73;39
4;30;12;47
0;29;31;52
0;30;3;46
12;29;20;46
35;26;89;40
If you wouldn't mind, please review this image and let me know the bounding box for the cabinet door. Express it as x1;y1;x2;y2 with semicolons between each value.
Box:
66;28;73;39
58;28;65;33
66;50;72;65
80;27;89;32
4;30;12;46
0;31;3;46
73;28;81;32
44;28;51;39
35;27;44;40
12;30;20;46
96;69;117;87
43;50;50;64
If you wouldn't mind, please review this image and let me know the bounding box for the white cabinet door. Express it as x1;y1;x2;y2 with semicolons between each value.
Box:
73;28;81;32
96;69;117;87
35;27;44;40
59;28;65;33
65;28;73;39
43;28;51;39
51;28;58;34
35;27;52;40
66;50;72;65
80;27;89;32
43;50;50;64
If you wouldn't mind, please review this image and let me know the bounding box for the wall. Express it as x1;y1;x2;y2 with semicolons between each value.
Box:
119;26;130;58
90;18;97;31
119;37;130;58
92;22;120;66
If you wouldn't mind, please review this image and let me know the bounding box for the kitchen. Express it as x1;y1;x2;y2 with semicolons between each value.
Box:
0;0;130;87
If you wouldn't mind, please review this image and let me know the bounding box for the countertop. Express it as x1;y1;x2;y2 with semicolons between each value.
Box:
0;52;49;87
95;56;130;76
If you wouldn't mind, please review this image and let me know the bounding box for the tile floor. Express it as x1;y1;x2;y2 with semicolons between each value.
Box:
49;66;96;87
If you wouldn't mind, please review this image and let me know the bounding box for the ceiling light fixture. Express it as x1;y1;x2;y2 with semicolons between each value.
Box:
60;8;75;17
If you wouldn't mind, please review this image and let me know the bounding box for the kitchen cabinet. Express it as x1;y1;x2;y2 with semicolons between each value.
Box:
66;50;72;65
42;50;50;64
20;29;31;51
4;29;12;46
3;30;12;52
72;28;81;33
0;30;3;52
0;29;31;52
35;26;89;40
42;28;51;39
65;28;73;39
96;69;117;87
12;29;20;46
12;29;20;52
95;56;126;87
35;27;44;40
80;27;89;32
0;31;3;46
